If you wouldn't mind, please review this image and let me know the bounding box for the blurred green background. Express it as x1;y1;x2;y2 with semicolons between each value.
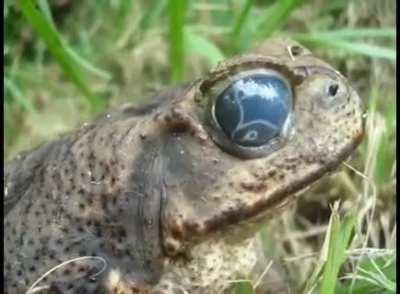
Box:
4;0;396;293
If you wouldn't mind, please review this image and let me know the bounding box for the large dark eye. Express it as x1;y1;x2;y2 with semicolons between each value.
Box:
213;72;292;147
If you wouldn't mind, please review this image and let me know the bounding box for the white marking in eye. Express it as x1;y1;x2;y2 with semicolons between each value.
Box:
242;130;258;141
234;79;278;101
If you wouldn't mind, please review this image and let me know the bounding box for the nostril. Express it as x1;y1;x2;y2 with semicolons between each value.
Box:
328;84;339;96
290;45;303;56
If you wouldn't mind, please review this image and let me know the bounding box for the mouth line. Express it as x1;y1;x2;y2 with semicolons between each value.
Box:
180;128;365;239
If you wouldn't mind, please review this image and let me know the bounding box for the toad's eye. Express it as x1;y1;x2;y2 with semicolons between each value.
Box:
213;72;292;147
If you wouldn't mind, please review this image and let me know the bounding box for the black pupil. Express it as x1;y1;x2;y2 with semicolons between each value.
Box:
214;73;292;147
328;84;339;96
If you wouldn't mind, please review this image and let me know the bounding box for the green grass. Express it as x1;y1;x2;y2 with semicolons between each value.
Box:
168;0;187;82
4;0;396;293
17;0;104;112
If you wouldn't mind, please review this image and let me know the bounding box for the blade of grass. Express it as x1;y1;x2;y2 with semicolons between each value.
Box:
64;46;111;80
37;0;111;80
254;0;306;40
229;0;255;53
291;28;395;40
230;0;254;39
141;0;167;32
4;77;38;114
301;202;356;294
185;29;225;66
36;0;54;26
375;98;396;186
292;34;396;60
234;280;254;294
301;206;335;293
320;206;357;294
337;256;396;293
17;0;104;112
168;0;187;83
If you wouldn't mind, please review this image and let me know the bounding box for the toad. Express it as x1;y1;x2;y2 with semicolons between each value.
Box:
4;38;364;293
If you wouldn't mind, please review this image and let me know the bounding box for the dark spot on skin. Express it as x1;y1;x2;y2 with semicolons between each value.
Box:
267;170;277;177
184;221;200;231
170;226;184;239
164;242;178;255
60;227;69;234
87;198;94;205
118;227;127;238
78;266;86;273
63;269;71;275
29;266;36;272
125;249;132;258
95;229;103;238
240;181;268;193
24;203;33;213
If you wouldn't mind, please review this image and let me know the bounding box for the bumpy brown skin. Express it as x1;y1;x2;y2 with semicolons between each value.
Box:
4;39;364;294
